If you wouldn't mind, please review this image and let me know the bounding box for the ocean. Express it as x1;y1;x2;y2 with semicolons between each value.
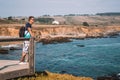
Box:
0;36;120;78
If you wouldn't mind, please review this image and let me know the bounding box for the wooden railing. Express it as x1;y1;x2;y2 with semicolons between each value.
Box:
0;37;35;79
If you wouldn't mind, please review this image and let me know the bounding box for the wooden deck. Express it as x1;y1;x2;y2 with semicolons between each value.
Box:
0;60;29;73
0;38;35;80
0;60;29;80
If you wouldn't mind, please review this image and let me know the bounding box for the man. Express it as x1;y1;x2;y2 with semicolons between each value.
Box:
19;16;34;64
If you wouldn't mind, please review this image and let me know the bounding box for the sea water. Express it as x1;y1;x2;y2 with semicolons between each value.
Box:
0;36;120;78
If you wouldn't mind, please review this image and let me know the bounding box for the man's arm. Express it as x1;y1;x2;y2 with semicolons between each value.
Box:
28;27;34;37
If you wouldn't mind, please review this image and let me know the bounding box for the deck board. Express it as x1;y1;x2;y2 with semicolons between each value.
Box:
0;60;29;73
0;60;29;80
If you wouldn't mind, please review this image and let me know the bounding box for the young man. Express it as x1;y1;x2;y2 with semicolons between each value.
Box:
19;16;34;64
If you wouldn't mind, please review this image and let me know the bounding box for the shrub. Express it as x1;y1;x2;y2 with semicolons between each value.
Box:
83;22;89;26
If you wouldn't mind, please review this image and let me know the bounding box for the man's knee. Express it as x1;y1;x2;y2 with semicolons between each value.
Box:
22;52;27;56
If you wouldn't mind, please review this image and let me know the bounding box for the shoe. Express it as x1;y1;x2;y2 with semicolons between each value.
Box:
19;62;27;65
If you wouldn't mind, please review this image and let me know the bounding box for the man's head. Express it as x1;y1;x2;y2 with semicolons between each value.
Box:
28;16;34;24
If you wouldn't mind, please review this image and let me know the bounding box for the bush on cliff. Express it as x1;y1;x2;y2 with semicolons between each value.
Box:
35;18;54;24
83;22;89;27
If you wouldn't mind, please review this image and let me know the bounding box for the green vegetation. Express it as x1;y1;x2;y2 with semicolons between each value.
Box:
96;12;120;16
83;22;89;27
35;18;54;24
0;16;25;24
8;16;13;20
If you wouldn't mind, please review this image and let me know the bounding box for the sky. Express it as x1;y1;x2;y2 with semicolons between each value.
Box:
0;0;120;17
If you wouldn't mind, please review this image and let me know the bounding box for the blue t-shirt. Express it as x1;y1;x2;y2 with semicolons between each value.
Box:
24;23;32;38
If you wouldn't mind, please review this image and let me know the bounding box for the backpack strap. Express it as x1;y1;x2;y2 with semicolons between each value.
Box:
24;26;28;37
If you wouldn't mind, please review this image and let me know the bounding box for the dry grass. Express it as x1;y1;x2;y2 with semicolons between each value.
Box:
15;71;93;80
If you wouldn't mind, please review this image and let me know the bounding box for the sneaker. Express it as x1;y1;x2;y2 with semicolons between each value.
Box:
19;62;27;65
25;59;28;62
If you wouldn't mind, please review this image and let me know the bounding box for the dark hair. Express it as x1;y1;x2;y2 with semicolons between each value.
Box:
28;16;34;21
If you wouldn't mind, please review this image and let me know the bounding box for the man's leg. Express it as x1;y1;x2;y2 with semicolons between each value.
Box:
20;41;29;63
25;53;29;62
20;52;26;62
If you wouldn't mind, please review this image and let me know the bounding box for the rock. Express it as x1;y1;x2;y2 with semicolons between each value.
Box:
77;45;85;47
97;76;116;80
97;73;120;80
60;70;67;74
9;47;22;50
39;36;72;44
37;71;49;76
0;48;9;54
117;73;120;80
1;44;22;51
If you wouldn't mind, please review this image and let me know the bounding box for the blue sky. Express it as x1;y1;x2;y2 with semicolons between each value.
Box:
0;0;120;17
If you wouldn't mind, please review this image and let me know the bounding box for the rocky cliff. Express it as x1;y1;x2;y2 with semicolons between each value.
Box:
0;25;120;43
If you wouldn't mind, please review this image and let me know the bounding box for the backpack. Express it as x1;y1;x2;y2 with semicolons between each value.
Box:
19;26;26;37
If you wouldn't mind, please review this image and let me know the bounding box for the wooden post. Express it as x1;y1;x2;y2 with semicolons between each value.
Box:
29;37;35;75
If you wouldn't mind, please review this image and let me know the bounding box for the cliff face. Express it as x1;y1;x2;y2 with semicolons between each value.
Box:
0;25;120;40
0;27;18;36
32;26;120;40
39;26;120;38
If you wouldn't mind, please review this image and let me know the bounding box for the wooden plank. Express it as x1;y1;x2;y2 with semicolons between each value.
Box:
29;37;35;75
0;41;23;45
0;69;29;80
0;60;29;73
0;38;29;42
0;60;29;80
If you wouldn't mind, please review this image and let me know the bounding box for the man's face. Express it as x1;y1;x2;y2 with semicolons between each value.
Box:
30;18;34;24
